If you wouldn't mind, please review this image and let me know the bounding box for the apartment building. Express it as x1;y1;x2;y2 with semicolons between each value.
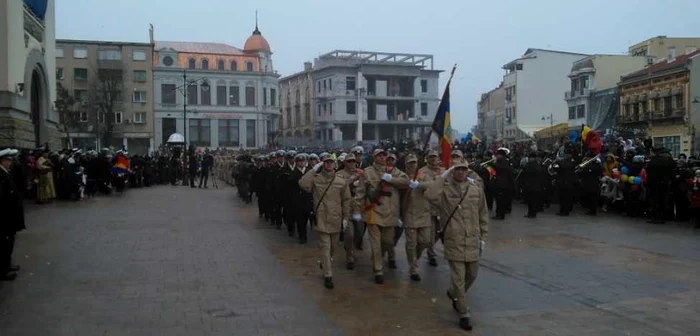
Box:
152;24;279;149
476;85;506;142
629;36;700;65
278;62;315;146
0;0;61;149
55;39;154;154
280;50;441;148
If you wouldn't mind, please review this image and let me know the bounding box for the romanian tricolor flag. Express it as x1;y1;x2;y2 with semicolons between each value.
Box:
431;85;453;168
581;125;602;154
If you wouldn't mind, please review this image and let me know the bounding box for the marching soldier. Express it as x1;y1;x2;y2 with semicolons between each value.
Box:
579;152;603;216
419;162;489;332
252;156;268;219
267;151;285;229
522;151;546;218
422;150;444;267
402;154;433;281
335;153;364;270
298;153;352;289
281;150;298;233
354;148;409;284
492;148;514;220
0;148;24;281
554;152;577;216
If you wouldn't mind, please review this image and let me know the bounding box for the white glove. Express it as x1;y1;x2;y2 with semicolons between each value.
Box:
409;180;419;189
352;213;362;221
342;220;348;231
441;166;454;179
479;240;486;256
352;180;360;187
381;172;392;182
398;219;404;227
313;162;323;171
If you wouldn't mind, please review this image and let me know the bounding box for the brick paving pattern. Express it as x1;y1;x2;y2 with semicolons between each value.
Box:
1;184;699;335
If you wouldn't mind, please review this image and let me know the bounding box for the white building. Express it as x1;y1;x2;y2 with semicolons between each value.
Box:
152;24;279;149
501;48;588;142
0;0;61;149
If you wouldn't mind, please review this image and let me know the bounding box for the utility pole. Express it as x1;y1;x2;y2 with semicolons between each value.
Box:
356;68;363;144
183;70;188;147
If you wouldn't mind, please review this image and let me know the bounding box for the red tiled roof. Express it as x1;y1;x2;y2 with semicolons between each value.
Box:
154;41;244;55
622;50;700;81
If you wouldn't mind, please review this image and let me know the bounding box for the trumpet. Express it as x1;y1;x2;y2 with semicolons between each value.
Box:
547;162;559;176
575;154;600;173
480;158;495;167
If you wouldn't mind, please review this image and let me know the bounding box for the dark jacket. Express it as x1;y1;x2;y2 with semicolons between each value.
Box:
493;158;514;191
522;160;546;192
555;158;577;188
579;160;603;193
0;167;26;235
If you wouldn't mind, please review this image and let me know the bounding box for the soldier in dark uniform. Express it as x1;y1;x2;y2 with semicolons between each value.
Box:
579;153;603;216
281;150;298;233
0;148;24;281
251;155;267;218
671;157;692;221
289;153;312;243
199;150;213;188
187;148;198;188
267;151;285;229
492;148;514;220
646;147;675;224
522;151;546;218
554;152;577;216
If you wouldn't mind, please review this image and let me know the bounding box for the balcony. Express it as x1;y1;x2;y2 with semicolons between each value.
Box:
650;108;685;121
617;112;647;124
565;91;573;99
23;4;44;44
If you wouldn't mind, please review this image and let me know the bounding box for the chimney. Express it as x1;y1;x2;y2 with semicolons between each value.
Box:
304;62;312;71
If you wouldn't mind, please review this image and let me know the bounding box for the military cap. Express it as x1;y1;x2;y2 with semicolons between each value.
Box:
0;148;19;159
427;149;439;158
497;147;510;156
387;153;397;160
451;149;464;158
372;148;386;157
344;153;357;162
276;150;286;157
351;146;364;153
295;153;308;161
406;154;418;163
308;153;319;160
452;160;470;169
320;153;334;162
285;150;297;158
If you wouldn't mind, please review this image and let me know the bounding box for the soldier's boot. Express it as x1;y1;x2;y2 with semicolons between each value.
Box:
374;275;384;284
324;277;334;289
388;260;397;269
410;274;421;282
459;318;473;331
346;262;354;270
429;258;438;267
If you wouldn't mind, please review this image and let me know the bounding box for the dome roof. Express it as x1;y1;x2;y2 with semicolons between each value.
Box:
244;27;271;54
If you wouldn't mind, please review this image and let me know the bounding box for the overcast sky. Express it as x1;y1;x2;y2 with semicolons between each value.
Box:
56;0;700;133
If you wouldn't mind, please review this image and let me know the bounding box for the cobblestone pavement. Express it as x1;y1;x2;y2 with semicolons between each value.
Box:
1;184;699;335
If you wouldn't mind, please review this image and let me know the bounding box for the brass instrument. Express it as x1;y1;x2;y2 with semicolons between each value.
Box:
575;154;600;173
480;158;495;167
547;162;559;176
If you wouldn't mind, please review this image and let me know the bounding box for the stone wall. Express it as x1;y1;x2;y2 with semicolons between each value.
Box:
0;113;62;150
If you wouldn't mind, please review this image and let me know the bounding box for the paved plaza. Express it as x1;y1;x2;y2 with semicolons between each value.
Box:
1;182;699;335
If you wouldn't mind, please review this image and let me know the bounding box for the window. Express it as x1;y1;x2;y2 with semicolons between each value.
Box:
654;136;681;157
305;105;310;122
73;90;88;104
347;101;356;115
263;88;267;106
329;102;333;115
270;89;276;106
675;93;684;109
246;62;253;72
323;103;327;115
317;104;321;116
218;119;240;147
115;112;123;124
246;120;256;147
580;76;589;91
421;80;428;93
79;111;88;122
98;49;122;60
133;91;147;103
132;50;146;61
323;80;327;90
421;102;428;116
329;79;332;91
229;86;239;105
231;61;237;71
133;70;147;82
571;79;578;96
245;87;255;106
56;47;64;58
201;59;209;70
74;68;88;81
568;106;576;119
668;47;677;60
189;119;211;147
317;81;321;93
73;47;88;59
161;84;176;104
187;84;198;105
216;86;227;105
217;60;224;70
576;105;585;119
56;68;64;80
652;98;660;111
162;56;174;66
200;83;211;105
133;112;146;124
188;59;195;69
346;77;356;91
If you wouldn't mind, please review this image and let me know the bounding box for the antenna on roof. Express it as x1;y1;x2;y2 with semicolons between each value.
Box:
255;10;258;30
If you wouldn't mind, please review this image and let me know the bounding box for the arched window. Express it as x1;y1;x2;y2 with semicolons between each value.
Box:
217;59;224;70
246;61;254;72
230;60;237;71
188;58;195;69
201;59;209;70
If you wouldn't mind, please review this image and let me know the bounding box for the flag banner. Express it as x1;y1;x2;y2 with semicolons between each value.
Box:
431;86;452;168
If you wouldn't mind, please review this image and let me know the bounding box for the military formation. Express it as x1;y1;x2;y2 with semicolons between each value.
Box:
225;146;489;331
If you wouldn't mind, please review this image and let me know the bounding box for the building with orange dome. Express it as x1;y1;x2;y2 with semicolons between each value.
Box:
152;24;279;149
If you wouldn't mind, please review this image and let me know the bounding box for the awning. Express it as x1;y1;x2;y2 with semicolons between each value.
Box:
534;122;569;139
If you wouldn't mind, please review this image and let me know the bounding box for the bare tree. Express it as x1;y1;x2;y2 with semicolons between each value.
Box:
88;66;124;148
54;82;78;148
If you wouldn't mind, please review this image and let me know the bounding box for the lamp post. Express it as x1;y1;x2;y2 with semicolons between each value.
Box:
177;70;209;147
541;113;555;148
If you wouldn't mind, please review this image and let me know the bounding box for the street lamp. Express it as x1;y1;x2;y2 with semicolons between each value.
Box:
542;113;556;148
176;70;208;148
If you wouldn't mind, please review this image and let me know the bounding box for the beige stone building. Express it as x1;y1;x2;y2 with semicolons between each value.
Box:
476;84;505;142
0;0;62;150
629;36;700;65
279;62;315;146
617;50;700;157
56;39;154;154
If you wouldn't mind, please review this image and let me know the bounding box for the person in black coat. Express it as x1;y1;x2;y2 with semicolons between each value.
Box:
493;148;514;220
0;148;25;281
288;154;312;244
522;152;546;218
199;151;213;188
646;148;675;224
187;148;198;188
579;153;603;216
280;151;298;232
251;156;268;218
554;153;577;216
